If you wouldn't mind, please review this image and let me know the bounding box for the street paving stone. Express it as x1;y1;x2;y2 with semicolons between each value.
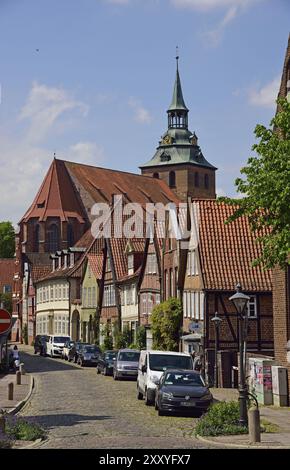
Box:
18;346;210;449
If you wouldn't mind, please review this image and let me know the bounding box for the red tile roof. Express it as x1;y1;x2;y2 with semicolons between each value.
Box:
196;200;272;292
87;254;103;280
64;160;180;206
21;159;87;224
31;265;52;283
0;259;14;293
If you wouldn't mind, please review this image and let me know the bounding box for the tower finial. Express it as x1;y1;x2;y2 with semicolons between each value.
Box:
176;46;179;70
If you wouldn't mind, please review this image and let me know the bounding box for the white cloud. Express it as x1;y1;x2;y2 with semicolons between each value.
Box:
19;82;89;144
128;97;152;124
171;0;258;11
248;76;280;109
203;5;238;46
0;84;102;224
69;141;105;165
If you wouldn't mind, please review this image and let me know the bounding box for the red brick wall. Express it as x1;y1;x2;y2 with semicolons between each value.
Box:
273;266;290;396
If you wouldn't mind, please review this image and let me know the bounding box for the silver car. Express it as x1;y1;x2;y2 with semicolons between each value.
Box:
113;349;140;380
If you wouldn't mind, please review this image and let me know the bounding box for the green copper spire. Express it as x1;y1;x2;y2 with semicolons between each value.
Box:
167;52;189;112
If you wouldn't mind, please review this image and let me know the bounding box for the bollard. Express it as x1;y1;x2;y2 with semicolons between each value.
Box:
248;406;261;443
0;415;5;433
20;363;25;375
8;382;14;400
16;370;21;385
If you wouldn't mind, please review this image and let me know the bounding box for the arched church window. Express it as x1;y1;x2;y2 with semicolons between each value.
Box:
194;172;199;187
169;171;176;188
204;174;209;189
67;224;74;248
34;224;40;252
47;224;59;253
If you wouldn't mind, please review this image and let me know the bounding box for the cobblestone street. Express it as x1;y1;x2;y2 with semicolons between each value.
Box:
18;346;209;449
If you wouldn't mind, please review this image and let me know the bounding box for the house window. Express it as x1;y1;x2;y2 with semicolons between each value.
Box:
248;296;257;318
146;254;157;274
88;287;92;307
128;254;134;274
103;285;116;307
153;173;159;179
204;174;209;189
194;172;199;187
82;287;87;307
106;257;111;272
69;253;74;268
183;292;187;318
3;285;12;293
126;285;133;305
187;250;198;276
92;286;96;307
169;171;176;188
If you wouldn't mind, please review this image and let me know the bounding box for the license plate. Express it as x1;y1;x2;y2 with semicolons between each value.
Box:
181;401;195;407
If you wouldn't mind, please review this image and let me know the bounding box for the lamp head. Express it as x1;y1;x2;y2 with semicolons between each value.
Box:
229;283;250;315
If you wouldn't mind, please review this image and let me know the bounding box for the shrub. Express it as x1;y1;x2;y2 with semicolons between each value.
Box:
136;326;146;350
195;401;248;437
103;336;113;351
6;418;46;441
151;298;182;351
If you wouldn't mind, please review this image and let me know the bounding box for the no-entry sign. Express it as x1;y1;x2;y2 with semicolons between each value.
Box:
0;308;12;335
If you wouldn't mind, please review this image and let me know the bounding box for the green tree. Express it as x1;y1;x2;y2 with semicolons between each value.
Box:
151;297;183;351
0;222;15;258
220;98;290;270
0;293;12;312
136;325;146;350
114;326;131;349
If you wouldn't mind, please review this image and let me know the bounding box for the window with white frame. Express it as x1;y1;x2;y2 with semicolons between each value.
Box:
103;285;116;307
247;296;257;318
156;293;160;305
183;291;204;320
187;250;198;276
146;254;157;274
50;286;54;301
92;286;96;307
88;287;92;308
126;285;133;305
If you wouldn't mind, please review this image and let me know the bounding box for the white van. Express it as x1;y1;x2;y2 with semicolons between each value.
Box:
46;335;71;358
137;350;194;405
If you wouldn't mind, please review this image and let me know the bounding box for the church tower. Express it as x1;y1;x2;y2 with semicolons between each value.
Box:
140;55;217;202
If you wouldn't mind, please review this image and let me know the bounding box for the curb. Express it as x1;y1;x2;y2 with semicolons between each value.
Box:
195;433;290;449
18;438;44;449
7;374;35;416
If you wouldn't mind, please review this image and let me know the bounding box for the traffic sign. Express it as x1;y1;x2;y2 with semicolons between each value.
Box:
0;308;12;335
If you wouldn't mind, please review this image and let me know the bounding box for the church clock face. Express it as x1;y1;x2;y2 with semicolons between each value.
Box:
162;134;172;145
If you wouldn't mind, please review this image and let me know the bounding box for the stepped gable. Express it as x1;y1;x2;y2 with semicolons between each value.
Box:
21;158;87;224
196;200;272;292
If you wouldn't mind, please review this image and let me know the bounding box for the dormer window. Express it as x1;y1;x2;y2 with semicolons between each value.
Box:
69;253;74;268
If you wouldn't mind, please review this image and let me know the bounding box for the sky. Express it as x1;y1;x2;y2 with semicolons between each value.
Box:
0;0;289;225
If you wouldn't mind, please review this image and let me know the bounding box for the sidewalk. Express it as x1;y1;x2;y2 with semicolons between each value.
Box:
199;387;290;448
0;371;33;415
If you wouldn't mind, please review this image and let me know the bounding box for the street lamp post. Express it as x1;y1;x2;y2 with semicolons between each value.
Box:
229;283;250;427
211;312;222;388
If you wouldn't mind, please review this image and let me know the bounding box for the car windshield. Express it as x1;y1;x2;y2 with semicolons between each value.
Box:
118;351;140;362
53;337;70;343
105;352;116;360
164;372;204;387
149;354;192;372
83;346;99;354
77;343;89;350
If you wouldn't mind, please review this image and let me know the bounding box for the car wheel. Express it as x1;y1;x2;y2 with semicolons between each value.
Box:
145;389;153;406
78;359;82;367
97;366;100;374
50;351;53;358
103;367;108;376
137;388;143;400
158;408;165;416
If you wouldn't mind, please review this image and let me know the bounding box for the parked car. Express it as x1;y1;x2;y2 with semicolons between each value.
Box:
77;345;101;367
137;350;194;405
96;350;118;375
46;335;71;358
155;369;213;416
61;340;75;360
34;335;48;355
68;342;90;363
113;349;140;380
